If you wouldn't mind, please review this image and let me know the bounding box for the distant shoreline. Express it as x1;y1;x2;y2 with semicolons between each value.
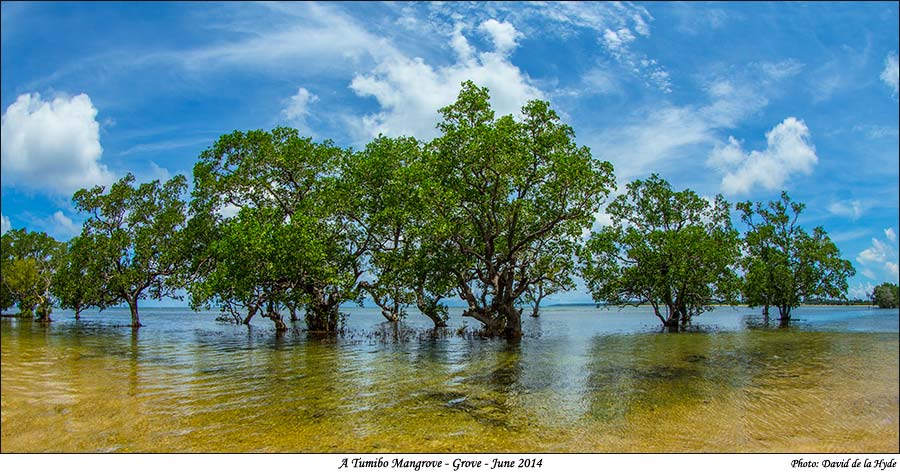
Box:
2;302;881;314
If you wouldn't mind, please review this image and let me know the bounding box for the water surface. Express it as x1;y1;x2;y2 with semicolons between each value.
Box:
2;305;897;452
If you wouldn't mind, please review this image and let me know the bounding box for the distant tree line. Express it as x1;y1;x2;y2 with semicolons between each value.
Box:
1;81;868;337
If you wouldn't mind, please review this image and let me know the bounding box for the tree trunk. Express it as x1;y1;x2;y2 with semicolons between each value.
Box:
415;289;448;328
286;301;299;322
662;303;681;331
74;304;82;320
127;297;142;328
778;304;791;322
271;315;287;332
264;300;287;333
502;303;523;338
426;313;448;328
34;294;52;322
305;292;341;333
530;292;544;318
242;305;256;325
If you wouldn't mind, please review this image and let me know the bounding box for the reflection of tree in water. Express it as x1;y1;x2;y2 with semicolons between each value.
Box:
582;330;841;447
583;333;715;423
416;340;524;429
128;330;140;397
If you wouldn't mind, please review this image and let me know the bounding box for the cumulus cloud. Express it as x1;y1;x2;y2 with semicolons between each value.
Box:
881;51;899;98
590;66;779;182
847;282;875;301
407;2;669;92
51;210;81;237
282;87;319;133
856;229;899;283
349;20;543;140
707;117;817;195
1;214;10;234
479;19;520;55
1;92;114;196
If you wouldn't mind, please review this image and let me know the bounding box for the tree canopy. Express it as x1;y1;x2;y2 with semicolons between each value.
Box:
341;135;455;326
51;234;105;319
422;81;616;336
580;174;741;329
737;192;855;320
72;173;188;327
0;81;871;337
1;228;63;320
871;282;899;309
188;128;367;332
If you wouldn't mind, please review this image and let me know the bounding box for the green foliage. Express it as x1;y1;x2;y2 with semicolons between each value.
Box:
188;128;364;332
51;235;105;318
737;192;855;320
0;228;63;319
73;173;188;327
520;240;576;318
424;81;615;336
340;135;459;327
342;136;424;323
871;282;899;309
580;174;741;329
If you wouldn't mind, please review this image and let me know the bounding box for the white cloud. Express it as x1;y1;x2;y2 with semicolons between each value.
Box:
282;87;319;133
479;19;520;55
887;262;900;281
450;23;475;63
847;282;875;301
599;26;668;92
146;161;172;183
589;69;776;182
118;136;211;157
1;214;10;235
602;28;635;52
881;51;899;98
427;2;669;93
594;106;713;180
348;21;543;140
827;199;864;220
856;232;899;283
708;117;818;195
51;210;81;237
217;203;241;220
582;67;621;95
699;79;769;128
674;6;729;35
177;3;398;74
828;229;869;244
1;92;114;196
760;60;804;80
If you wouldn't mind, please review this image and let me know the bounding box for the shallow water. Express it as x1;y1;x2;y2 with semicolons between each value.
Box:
1;305;897;453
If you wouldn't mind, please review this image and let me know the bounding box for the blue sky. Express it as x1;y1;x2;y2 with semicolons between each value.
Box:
1;2;898;305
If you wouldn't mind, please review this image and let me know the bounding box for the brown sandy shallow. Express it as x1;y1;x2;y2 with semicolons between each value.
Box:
2;317;897;453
